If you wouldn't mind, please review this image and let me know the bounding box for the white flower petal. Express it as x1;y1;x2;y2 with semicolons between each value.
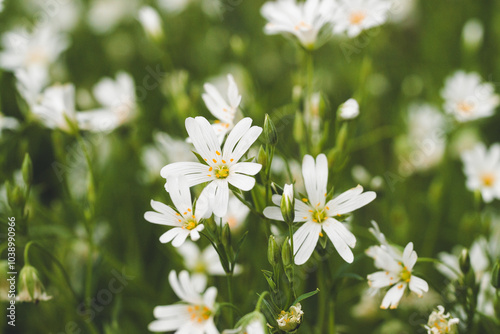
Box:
380;283;406;309
293;222;321;265
322;219;354;263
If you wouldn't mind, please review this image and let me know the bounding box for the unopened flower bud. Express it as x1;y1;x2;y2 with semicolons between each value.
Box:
338;98;359;120
268;235;280;267
459;248;471;275
22;153;33;186
264;114;278;146
281;237;292;268
16;265;52;303
277;303;304;332
6;182;24;211
257;146;268;168
222;223;232;249
491;261;500;289
138;6;164;42
280;184;295;224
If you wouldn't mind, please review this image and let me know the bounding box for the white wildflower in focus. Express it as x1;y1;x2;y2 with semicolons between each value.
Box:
424;306;459;334
338;98;359;120
461;143;500;203
138;6;164;40
215;194;250;233
87;0;139;34
148;270;219;333
366;224;428;309
202;74;241;141
177;241;242;279
161;117;262;217
0;113;20;137
261;0;334;49
331;0;391;38
32;84;77;133
462;19;484;51
264;154;376;265
15;67;48;108
441;71;500;122
144;177;211;247
0;26;69;74
276;303;304;331
16;265;52;303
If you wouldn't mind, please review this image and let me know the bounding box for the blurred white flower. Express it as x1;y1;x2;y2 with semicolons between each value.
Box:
386;0;417;25
0;0;4;12
138;6;164;40
338;98;359;120
367;239;428;309
16;265;52;303
87;0;139;34
223;317;266;334
264;154;376;265
32;84;77;132
351;165;384;190
161;117;262;217
202;74;241;141
148;270;219;333
20;0;82;32
144;176;211;246
331;0;391;38
462;19;484;52
215;194;250;233
0;113;20;137
461;143;500;203
157;0;190;13
441;71;499;122
15;67;48;108
424;305;459;334
0;26;69;74
261;0;333;49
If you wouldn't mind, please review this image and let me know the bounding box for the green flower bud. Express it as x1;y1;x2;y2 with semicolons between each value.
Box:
257;146;268;169
264;114;278;146
281;237;292;268
222;223;232;249
277;303;304;332
21;153;33;187
491;261;500;289
280;184;295;225
16;265;52;303
268;235;280;267
6;181;24;211
459;248;471;275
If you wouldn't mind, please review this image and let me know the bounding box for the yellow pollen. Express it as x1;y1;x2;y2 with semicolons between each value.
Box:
223;108;228;112
212;159;217;163
215;165;230;179
349;11;366;25
457;101;474;113
184;220;196;230
319;232;323;237
325;206;330;210
303;216;308;219
308;210;313;212
187;208;191;212
481;172;495;187
302;198;308;202
209;167;213;171
230;159;234;162
184;212;187;215
214;120;220;123
216;151;221;156
222;159;226;163
176;213;180;216
204;158;207;161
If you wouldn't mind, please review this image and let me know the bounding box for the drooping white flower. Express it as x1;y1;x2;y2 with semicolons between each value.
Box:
144;177;211;247
16;265;52;303
338;98;359;120
461;143;500;203
261;0;334;49
0;113;20;137
263;154;376;265
32;84;77;132
177;241;242;278
441;71;500;122
366;228;429;309
138;6;164;40
424;305;460;334
331;0;392;38
202;74;241;141
148;270;219;333
0;26;69;74
161;117;262;217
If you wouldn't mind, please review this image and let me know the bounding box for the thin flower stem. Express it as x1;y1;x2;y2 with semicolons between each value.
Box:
328;299;335;333
288;223;296;300
256;291;269;311
226;273;234;327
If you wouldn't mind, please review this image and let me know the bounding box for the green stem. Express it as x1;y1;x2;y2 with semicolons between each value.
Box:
288;223;296;300
328;299;335;333
226;273;234;327
256;291;270;311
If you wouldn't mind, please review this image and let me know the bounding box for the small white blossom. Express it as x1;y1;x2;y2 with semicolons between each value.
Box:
461;143;500;203
424;305;459;334
0;113;20;137
261;0;334;49
338;98;359;120
276;303;304;331
148;270;219;333
32;84;77;132
331;0;391;38
441;71;499;122
138;6;164;40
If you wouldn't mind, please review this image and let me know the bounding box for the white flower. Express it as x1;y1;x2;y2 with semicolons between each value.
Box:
138;6;164;40
338;98;359;120
158;0;190;14
263;154;376;265
462;19;484;51
15;67;48;108
223;319;266;334
202;74;241;141
16;265;52;303
32;84;77;132
144;177;211;247
0;0;4;13
281;183;295;223
215;194;250;232
148;270;219;333
461;143;500;203
177;241;242;278
0;26;69;73
276;303;304;331
441;71;500;122
87;0;139;34
367;240;429;309
261;0;334;49
0;113;20;137
331;0;391;38
424;305;459;334
161;117;262;217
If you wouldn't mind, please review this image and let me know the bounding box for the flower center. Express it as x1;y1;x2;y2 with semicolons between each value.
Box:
188;305;211;323
457;101;474;114
215;165;230;179
349;11;366;25
312;209;327;223
294;20;312;31
183;219;197;230
400;266;412;282
481;172;495;187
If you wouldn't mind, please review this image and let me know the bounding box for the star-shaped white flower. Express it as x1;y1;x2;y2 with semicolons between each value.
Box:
161;117;262;217
32;84;77;132
202;74;241;141
461;143;500;203
366;224;429;309
263;154;376;265
148;270;219;333
331;0;391;38
441;71;500;122
144;177;211;247
261;0;334;49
